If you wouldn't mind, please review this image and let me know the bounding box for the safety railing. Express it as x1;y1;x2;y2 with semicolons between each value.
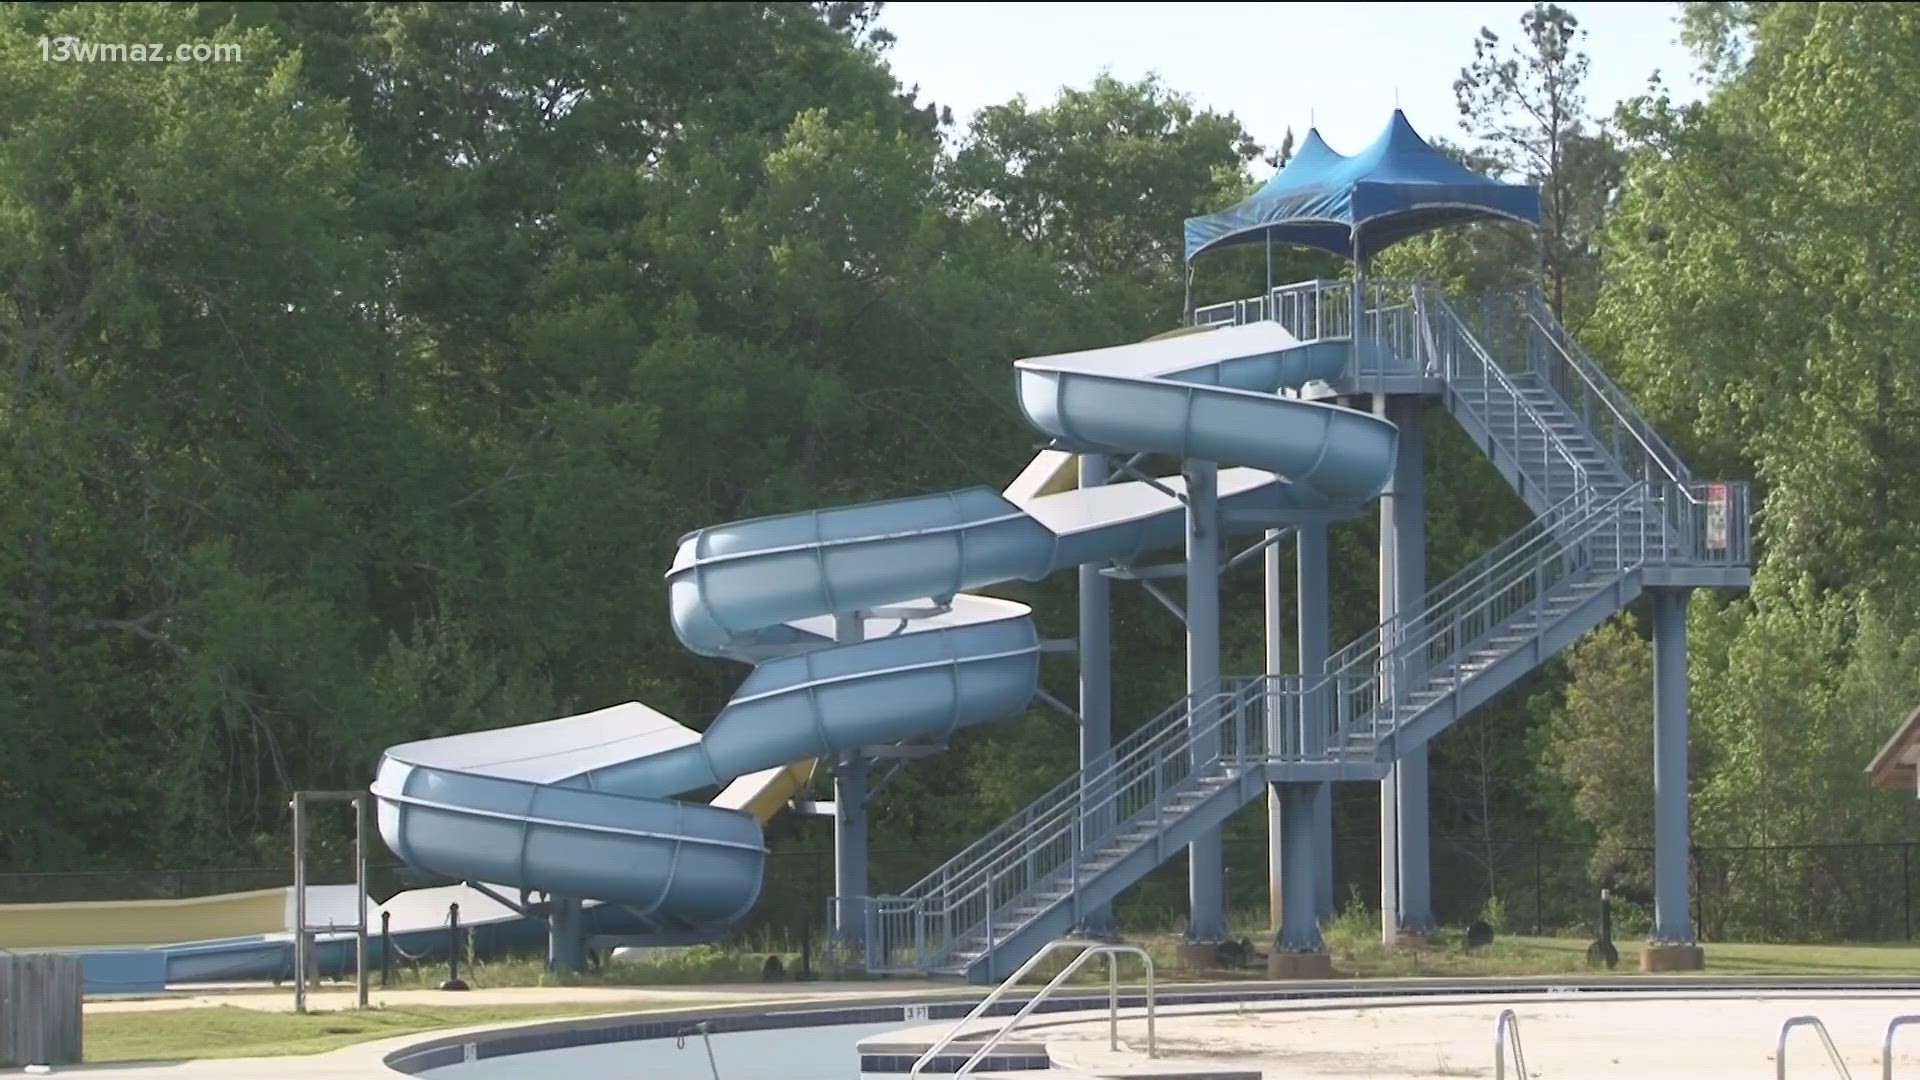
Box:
867;488;1666;974
1464;290;1750;568
908;940;1155;1080
864;679;1260;973
1323;485;1598;678
1191;277;1430;389
865;669;1374;974
1779;1015;1853;1080
1320;483;1654;748
1426;293;1591;513
879;680;1245;929
1474;288;1694;486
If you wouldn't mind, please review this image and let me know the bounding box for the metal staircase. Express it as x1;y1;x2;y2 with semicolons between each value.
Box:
860;280;1751;984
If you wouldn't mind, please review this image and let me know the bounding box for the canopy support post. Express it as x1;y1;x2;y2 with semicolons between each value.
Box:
1350;229;1365;388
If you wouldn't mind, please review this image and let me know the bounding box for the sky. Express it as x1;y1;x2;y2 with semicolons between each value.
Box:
873;2;1707;168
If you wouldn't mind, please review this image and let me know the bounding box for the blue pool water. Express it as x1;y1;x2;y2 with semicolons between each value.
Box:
423;1019;919;1080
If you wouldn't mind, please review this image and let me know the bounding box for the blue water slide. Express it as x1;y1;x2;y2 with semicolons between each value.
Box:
372;321;1395;925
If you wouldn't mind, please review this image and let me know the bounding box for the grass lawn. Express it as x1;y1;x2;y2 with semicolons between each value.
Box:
1307;930;1920;979
85;1000;695;1064
95;931;1920;1064
376;927;1920;992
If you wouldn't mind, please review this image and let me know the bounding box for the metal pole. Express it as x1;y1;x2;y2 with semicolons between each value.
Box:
1185;459;1225;942
1375;388;1400;946
1266;528;1285;934
442;902;469;991
355;794;369;1009
292;792;307;1014
381;910;393;988
1297;523;1334;920
833;613;869;949
1651;587;1695;947
1391;399;1433;934
1277;783;1325;952
1079;453;1116;934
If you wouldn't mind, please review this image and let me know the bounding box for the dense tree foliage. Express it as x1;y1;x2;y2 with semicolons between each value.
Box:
6;1;1920;944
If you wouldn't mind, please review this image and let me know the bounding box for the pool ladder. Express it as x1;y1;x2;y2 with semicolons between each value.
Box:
907;939;1157;1080
1778;1014;1920;1080
1494;1009;1528;1080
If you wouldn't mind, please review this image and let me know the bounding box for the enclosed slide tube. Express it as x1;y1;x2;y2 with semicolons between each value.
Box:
373;320;1396;927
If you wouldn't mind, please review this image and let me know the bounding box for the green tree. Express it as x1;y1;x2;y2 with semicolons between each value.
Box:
1453;2;1622;328
946;73;1270;332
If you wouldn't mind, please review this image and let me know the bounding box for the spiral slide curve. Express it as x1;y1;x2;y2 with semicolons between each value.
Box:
371;320;1396;927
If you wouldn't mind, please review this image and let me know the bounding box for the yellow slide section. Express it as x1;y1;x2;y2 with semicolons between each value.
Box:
710;758;819;822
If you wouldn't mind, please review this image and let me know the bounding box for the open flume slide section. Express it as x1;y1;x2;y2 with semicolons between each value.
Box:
372;320;1396;928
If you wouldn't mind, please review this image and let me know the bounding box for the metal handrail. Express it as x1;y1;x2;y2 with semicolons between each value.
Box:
871;487;1660;973
907;940;1155;1079
1884;1015;1920;1080
890;680;1237;908
1316;483;1649;739
867;680;1271;971
1510;289;1693;486
1428;295;1591;504
1325;485;1595;675
1494;1009;1529;1080
1780;1015;1854;1080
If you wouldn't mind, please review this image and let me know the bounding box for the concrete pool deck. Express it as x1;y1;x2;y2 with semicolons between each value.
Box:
60;981;1920;1079
880;990;1920;1080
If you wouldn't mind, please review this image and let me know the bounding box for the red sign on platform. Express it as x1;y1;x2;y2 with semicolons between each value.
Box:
1706;483;1729;551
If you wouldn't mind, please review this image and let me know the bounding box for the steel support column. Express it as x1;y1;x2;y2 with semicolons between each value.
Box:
1265;528;1286;933
1651;586;1695;944
1185;459;1226;942
1388;397;1433;934
547;896;585;973
833;612;869;946
1313;782;1334;919
1374;390;1400;944
1079;453;1116;934
1276;782;1325;951
1297;522;1334;922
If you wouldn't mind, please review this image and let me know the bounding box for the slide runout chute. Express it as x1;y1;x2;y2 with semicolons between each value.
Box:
373;319;1398;930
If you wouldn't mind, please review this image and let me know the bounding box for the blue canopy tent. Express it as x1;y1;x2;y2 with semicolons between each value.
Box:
1181;109;1543;321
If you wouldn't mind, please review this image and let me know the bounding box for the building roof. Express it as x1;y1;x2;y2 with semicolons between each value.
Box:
1865;702;1920;791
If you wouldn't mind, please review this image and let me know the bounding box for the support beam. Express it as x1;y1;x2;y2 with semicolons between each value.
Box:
1389;397;1433;934
832;613;868;947
1275;783;1326;951
547;896;585;974
1034;688;1082;724
1269;781;1333;978
1185;459;1226;943
1079;453;1117;934
1647;586;1702;969
1297;523;1335;924
1265;529;1286;934
1375;390;1400;945
1313;781;1335;919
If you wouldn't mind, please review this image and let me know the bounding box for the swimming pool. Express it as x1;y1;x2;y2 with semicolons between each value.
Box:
422;1019;919;1080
